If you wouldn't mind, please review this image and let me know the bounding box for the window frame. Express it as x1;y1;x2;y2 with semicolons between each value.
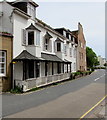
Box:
64;45;67;55
57;42;61;52
0;50;6;77
27;30;35;45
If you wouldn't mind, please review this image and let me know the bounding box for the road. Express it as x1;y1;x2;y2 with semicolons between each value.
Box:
2;69;106;118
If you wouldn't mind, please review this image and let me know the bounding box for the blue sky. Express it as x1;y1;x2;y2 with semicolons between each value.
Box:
35;2;105;58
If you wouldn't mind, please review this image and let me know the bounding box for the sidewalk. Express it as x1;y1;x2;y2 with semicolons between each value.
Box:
87;98;107;119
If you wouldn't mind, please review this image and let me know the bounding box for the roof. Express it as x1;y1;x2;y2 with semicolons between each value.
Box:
13;50;43;61
36;18;66;40
41;53;63;62
10;0;39;7
64;59;72;63
55;37;64;43
26;23;41;32
45;32;53;39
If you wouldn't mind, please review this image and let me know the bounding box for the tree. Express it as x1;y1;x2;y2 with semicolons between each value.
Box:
86;47;99;68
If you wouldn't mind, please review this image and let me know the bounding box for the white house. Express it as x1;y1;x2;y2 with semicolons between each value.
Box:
0;0;78;91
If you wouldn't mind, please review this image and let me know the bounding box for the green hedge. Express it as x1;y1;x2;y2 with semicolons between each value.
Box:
70;70;93;80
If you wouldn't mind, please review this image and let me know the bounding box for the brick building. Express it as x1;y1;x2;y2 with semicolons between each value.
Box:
72;23;87;71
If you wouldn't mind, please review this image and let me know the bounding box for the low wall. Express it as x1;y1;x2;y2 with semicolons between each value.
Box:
15;73;71;92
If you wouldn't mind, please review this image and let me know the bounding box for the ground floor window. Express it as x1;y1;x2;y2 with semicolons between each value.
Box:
45;62;48;76
57;63;61;74
0;50;6;77
28;61;34;78
35;62;40;78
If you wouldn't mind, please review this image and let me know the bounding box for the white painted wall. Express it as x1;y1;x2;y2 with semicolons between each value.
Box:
0;1;13;33
14;62;23;80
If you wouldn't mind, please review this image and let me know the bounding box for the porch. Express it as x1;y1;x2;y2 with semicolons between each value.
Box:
12;50;72;92
15;72;71;92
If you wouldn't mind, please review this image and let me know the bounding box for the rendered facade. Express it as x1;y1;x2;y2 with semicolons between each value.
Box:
0;0;87;92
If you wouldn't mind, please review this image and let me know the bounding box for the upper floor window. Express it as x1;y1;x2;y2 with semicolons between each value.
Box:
22;23;41;46
28;4;35;19
69;35;71;40
74;48;76;58
36;31;40;45
28;31;34;45
64;45;67;55
44;32;52;52
0;51;6;77
70;48;72;57
63;31;66;37
44;38;49;50
57;42;61;52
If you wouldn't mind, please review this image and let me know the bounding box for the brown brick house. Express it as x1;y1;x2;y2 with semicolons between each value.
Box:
72;23;87;71
0;32;13;92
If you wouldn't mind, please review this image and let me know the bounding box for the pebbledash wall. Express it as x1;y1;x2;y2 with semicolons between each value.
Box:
0;33;13;92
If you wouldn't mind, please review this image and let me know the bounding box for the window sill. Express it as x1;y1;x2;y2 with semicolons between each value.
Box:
0;75;7;78
26;45;40;47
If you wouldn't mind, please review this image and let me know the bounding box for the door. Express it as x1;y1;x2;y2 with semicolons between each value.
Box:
28;61;34;78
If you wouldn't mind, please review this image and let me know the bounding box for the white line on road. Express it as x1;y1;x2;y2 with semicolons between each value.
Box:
94;74;105;82
94;78;100;81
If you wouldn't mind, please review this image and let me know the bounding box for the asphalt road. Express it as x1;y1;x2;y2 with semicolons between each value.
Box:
2;69;106;118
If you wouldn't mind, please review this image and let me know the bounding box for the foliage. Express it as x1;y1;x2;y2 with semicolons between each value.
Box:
104;63;107;66
70;70;93;79
10;86;22;93
94;67;106;69
86;47;99;68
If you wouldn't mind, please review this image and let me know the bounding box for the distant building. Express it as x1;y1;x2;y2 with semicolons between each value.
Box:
72;23;87;71
97;55;106;67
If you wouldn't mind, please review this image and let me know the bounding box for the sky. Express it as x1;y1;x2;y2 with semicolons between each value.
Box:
8;0;105;58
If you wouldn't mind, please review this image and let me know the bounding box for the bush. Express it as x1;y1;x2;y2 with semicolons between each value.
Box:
10;86;22;93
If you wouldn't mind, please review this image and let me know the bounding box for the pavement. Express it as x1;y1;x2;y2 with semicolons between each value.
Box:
87;98;107;119
1;69;106;119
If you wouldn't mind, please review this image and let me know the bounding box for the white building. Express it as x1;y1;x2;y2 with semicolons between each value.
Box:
97;56;106;67
0;0;78;91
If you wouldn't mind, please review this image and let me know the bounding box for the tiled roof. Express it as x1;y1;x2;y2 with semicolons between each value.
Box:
13;50;43;61
41;53;63;62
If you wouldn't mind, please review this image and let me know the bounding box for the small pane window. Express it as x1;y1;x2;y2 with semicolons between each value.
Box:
64;45;67;55
28;31;34;45
44;38;49;50
0;51;6;76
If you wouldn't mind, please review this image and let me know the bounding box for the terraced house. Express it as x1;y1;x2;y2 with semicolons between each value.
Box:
0;0;87;92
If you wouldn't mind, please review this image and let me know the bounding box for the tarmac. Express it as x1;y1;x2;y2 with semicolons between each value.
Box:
86;97;107;119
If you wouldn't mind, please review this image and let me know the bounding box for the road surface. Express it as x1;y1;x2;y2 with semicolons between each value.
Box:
2;69;106;118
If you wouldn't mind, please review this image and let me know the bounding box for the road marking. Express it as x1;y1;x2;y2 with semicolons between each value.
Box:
79;95;107;120
94;78;100;81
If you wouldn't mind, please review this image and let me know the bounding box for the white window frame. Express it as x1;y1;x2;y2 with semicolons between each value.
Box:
0;50;6;77
63;31;66;37
27;30;35;46
57;42;61;52
64;45;67;55
36;31;40;46
70;48;72;57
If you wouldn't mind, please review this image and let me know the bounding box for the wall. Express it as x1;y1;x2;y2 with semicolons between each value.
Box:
0;34;13;92
0;1;13;34
77;23;87;71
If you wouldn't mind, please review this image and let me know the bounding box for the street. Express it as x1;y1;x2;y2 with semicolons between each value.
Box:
2;69;106;118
